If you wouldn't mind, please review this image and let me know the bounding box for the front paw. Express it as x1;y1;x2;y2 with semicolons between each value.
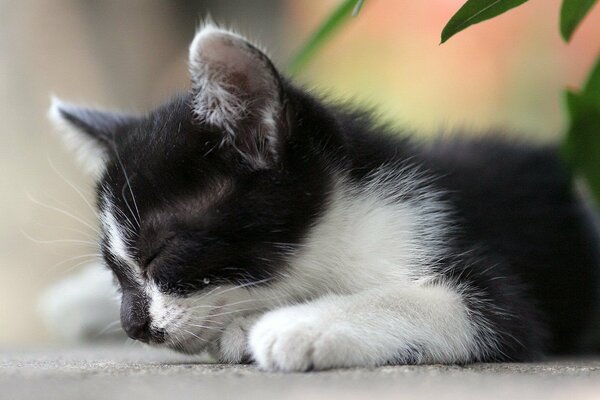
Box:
248;307;361;372
209;314;260;364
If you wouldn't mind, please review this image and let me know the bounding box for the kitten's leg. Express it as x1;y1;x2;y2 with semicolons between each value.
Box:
39;263;123;341
248;284;486;371
208;313;263;363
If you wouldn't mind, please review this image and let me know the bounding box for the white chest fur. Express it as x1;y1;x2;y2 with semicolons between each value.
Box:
283;168;451;297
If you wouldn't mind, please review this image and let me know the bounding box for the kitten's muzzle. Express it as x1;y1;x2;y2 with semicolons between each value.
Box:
120;287;165;344
125;323;166;344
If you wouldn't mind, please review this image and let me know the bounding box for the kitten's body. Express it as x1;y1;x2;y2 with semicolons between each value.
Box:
48;26;600;371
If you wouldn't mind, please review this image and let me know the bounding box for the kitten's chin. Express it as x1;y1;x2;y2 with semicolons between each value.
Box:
162;330;220;355
162;338;207;355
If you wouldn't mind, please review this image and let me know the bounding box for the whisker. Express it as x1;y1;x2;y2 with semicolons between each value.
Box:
111;141;141;228
54;226;98;241
21;231;98;247
195;307;258;319
27;193;100;235
189;296;270;310
30;221;99;241
120;180;141;229
181;329;208;343
173;331;188;352
183;323;224;331
194;277;274;303
95;320;122;337
49;253;102;270
61;258;105;273
102;327;125;335
47;158;97;216
42;255;104;278
111;198;138;238
189;285;224;304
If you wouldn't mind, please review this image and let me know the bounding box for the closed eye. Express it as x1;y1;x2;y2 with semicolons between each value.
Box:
142;240;171;269
143;247;163;268
140;233;176;269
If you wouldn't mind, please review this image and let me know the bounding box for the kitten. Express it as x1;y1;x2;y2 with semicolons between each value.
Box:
48;25;600;371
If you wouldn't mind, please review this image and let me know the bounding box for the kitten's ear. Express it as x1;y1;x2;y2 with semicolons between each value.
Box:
189;25;286;168
48;97;136;175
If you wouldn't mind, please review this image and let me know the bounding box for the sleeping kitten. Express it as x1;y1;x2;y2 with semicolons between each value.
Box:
48;25;600;371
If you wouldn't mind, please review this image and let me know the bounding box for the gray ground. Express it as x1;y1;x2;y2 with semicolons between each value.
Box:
2;345;600;400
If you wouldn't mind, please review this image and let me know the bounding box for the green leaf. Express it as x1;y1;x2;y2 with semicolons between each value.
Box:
583;56;600;102
352;0;365;16
287;0;366;75
562;56;600;205
562;90;582;164
441;0;529;44
560;0;598;42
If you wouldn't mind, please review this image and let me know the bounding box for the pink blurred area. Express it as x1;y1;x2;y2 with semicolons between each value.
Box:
284;0;600;136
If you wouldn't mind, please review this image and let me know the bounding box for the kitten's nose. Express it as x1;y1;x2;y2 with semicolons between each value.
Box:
124;320;151;343
122;319;166;343
120;288;163;343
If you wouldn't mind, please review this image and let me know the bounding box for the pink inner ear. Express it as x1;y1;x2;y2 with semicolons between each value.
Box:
190;30;276;103
188;26;284;169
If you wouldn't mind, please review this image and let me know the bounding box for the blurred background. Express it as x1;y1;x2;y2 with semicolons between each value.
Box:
1;0;599;344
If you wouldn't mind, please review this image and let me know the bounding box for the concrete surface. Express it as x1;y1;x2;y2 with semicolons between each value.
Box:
1;345;600;400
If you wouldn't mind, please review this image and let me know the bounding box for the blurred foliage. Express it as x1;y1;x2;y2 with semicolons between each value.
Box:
287;0;364;75
292;0;600;205
560;0;598;41
442;0;600;205
563;59;600;202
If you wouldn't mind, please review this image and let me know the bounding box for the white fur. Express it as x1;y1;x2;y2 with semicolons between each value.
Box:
238;169;486;370
39;263;122;341
100;195;140;280
186;168;487;370
249;284;476;371
209;313;262;363
277;169;451;298
144;281;274;354
48;97;108;176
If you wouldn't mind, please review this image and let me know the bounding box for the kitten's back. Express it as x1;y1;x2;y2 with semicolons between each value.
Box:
420;136;600;353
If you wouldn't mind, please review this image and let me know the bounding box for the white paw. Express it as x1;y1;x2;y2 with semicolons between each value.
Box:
248;306;368;372
210;314;261;363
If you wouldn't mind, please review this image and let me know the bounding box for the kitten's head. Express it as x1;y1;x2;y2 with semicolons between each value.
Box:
49;25;332;353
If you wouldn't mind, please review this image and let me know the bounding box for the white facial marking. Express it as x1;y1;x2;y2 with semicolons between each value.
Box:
100;195;139;278
145;280;264;352
99;193;265;352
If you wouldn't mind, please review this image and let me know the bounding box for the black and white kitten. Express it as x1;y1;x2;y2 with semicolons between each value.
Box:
48;25;600;371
